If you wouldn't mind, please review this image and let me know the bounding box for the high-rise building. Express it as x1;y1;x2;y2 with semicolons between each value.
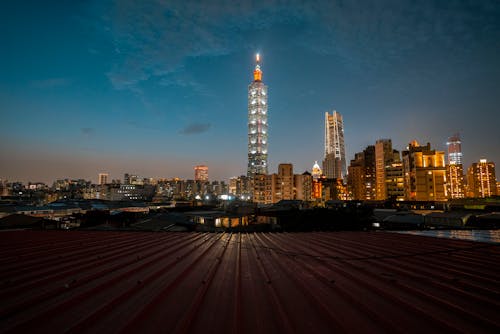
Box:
375;139;393;200
385;159;405;201
446;163;465;199
323;111;346;180
194;165;209;182
447;133;462;165
347;146;375;200
247;53;268;177
445;133;465;199
467;159;497;198
98;173;108;185
276;163;294;201
295;172;313;201
402;141;447;201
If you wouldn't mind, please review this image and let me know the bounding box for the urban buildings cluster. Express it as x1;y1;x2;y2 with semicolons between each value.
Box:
243;54;497;204
1;54;498;206
346;136;498;202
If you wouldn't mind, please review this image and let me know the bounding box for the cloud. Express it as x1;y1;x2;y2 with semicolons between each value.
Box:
179;122;211;135
103;1;300;91
101;0;500;90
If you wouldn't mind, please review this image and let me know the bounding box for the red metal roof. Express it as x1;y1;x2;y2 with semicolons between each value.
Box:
1;230;499;333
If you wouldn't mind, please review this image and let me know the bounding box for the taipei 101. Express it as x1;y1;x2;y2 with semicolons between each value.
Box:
1;1;499;333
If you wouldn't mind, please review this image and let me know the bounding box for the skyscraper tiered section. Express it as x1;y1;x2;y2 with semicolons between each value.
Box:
247;54;268;177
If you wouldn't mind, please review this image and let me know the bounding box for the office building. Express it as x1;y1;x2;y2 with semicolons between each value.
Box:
447;133;462;165
98;173;108;185
194;165;209;182
347;146;375;200
247;53;268;177
445;133;465;199
323;111;346;180
375;139;393;200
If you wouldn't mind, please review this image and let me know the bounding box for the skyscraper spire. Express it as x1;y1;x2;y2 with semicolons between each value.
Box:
247;53;268;177
253;53;262;81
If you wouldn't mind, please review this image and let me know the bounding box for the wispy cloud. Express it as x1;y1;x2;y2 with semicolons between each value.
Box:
102;0;500;90
103;1;296;91
179;122;211;135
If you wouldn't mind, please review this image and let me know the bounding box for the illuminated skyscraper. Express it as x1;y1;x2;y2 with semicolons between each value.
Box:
347;145;375;200
447;163;465;199
194;165;208;182
323;111;346;179
375;139;393;200
446;133;465;198
98;173;108;185
467;159;497;198
447;133;462;165
247;53;268;177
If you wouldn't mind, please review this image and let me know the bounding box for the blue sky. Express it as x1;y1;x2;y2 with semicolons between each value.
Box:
1;0;499;183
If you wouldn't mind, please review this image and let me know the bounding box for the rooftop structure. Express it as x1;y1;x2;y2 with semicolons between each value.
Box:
1;231;499;332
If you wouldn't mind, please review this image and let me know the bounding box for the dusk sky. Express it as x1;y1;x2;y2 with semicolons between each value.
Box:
1;0;499;184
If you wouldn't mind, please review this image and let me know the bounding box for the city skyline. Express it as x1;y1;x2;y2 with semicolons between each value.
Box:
1;1;500;184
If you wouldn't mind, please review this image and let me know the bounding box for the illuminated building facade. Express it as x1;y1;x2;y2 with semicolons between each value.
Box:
253;174;276;204
295;172;313;201
467;159;497;198
402;141;447;201
447;133;462;165
277;163;294;201
247;53;268;177
323;111;346;180
311;161;322;181
98;173;108;185
347;146;375;200
375;139;393;200
194;165;209;182
445;133;465;199
385;160;405;201
446;163;465;199
253;163;313;204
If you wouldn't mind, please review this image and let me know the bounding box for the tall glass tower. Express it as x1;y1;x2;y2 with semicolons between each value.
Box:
247;53;268;177
446;133;462;165
323;111;347;179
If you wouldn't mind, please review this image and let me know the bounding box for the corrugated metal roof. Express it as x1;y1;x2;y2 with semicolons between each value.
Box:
1;230;499;333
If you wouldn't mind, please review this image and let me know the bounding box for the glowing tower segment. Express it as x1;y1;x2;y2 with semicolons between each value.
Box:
247;53;268;177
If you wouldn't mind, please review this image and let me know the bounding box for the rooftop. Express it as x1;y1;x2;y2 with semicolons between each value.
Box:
1;231;499;333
